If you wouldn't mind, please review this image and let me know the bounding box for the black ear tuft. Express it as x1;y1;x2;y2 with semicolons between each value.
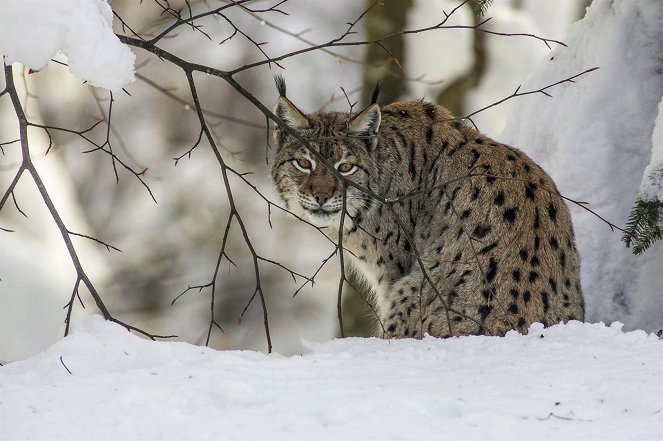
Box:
274;75;287;97
370;81;382;105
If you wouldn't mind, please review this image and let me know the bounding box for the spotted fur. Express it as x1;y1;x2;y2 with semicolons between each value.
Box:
270;91;584;338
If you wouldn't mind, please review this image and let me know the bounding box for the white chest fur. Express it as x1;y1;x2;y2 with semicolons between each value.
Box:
344;246;390;316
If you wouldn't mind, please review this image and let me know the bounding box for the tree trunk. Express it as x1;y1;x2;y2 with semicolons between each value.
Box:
361;0;413;107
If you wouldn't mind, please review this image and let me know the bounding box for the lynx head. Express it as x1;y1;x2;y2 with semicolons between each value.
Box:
270;77;381;228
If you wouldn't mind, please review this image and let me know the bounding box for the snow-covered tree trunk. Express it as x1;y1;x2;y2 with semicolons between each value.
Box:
623;97;663;255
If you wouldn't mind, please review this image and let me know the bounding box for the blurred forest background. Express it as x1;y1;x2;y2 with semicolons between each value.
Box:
2;0;625;361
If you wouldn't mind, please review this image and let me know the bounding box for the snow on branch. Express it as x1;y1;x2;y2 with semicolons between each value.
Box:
0;0;135;90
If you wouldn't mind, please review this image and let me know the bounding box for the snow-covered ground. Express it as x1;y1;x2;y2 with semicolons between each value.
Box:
1;316;661;440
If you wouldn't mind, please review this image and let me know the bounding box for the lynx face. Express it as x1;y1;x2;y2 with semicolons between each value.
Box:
270;96;381;228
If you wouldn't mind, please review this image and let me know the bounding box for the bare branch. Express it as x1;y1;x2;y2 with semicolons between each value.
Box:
184;69;272;352
67;230;122;253
63;277;82;336
464;67;599;120
135;73;265;129
337;184;348;337
0;166;26;213
148;0;253;44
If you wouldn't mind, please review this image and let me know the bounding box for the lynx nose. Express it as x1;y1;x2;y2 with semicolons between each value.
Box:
313;192;331;206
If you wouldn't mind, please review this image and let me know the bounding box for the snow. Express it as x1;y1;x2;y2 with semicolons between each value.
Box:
0;0;135;90
640;97;663;203
500;0;663;332
1;316;661;440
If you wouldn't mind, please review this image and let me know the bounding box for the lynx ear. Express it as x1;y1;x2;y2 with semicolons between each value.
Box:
349;104;381;148
274;96;309;131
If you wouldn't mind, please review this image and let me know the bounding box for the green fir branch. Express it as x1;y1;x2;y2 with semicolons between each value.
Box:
623;198;663;255
470;0;494;17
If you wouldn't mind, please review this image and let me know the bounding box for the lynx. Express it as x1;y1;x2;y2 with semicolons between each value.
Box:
270;78;584;338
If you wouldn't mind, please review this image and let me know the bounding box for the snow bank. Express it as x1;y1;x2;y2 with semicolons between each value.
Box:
1;316;661;440
0;0;135;90
500;0;663;332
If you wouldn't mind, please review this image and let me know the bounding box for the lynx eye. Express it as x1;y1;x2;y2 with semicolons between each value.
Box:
337;162;357;175
292;158;312;172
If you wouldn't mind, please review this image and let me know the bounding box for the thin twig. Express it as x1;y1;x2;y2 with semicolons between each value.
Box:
59;356;72;374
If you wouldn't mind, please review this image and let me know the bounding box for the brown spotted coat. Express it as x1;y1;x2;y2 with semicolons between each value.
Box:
270;97;584;338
